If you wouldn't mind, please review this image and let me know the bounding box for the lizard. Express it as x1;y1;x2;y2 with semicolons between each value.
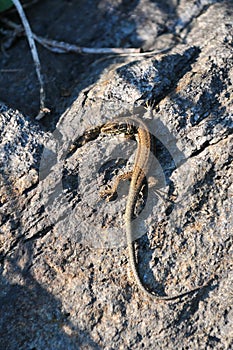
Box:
100;114;211;301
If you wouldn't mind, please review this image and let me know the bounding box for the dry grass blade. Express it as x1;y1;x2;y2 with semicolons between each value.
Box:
11;0;50;120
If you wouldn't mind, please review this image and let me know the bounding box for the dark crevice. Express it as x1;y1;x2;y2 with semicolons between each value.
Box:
0;224;54;263
24;225;54;243
190;140;210;158
190;132;233;158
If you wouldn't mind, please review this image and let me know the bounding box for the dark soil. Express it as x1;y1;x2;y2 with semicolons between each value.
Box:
1;1;105;129
0;0;175;130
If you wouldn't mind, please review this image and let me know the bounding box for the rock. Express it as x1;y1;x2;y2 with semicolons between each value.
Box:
0;1;232;349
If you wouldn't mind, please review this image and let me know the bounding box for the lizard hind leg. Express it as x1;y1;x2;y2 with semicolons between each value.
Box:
99;171;133;202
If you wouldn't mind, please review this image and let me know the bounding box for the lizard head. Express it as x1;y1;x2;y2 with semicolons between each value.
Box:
101;119;136;136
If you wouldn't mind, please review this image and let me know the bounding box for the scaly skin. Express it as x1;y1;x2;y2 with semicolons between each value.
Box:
101;115;210;300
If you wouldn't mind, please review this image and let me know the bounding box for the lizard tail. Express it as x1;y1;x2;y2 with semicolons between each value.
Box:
126;222;210;301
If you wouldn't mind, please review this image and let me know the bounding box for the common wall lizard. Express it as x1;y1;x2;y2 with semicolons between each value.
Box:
101;115;210;300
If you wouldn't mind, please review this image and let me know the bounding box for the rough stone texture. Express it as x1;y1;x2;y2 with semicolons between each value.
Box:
0;1;233;349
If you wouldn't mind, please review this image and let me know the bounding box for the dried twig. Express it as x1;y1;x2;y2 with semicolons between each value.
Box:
1;17;172;58
33;34;141;55
1;8;173;120
1;18;141;55
8;0;39;12
11;0;50;120
33;34;173;57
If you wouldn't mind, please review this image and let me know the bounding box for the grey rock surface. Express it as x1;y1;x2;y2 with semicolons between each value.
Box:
0;1;233;349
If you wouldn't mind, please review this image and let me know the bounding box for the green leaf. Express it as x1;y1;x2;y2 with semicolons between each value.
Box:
0;0;13;12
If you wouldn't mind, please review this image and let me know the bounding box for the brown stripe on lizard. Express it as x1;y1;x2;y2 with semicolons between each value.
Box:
100;115;212;300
